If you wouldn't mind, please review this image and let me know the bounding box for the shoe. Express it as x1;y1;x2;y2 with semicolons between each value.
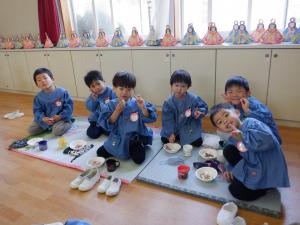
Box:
4;110;24;119
70;169;92;189
97;175;113;193
106;177;122;196
217;202;238;225
78;168;100;191
231;216;246;225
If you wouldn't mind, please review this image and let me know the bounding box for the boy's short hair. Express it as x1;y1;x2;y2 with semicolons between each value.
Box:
209;103;234;127
112;71;136;88
225;75;250;92
33;68;54;85
84;70;104;87
170;69;192;87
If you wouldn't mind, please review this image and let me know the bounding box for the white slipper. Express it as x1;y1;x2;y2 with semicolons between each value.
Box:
78;168;100;191
4;110;24;119
69;169;92;189
231;216;246;225
106;177;122;196
217;202;238;225
97;175;113;193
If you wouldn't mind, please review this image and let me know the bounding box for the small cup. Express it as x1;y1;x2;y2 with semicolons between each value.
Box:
106;158;120;172
38;140;48;151
177;164;190;179
183;144;193;157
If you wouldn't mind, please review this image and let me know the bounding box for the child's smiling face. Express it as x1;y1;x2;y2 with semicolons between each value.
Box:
225;85;250;105
89;80;106;95
213;108;241;133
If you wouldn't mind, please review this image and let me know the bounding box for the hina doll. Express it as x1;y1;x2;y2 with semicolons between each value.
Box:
5;37;14;49
96;29;109;47
110;28;126;47
237;21;252;44
225;21;239;44
44;33;54;48
0;36;5;49
251;20;265;43
81;32;95;47
69;31;81;48
56;33;69;48
35;33;44;48
127;27;144;46
23;35;35;49
283;17;298;42
261;19;284;44
145;25;160;46
202;22;224;45
161;25;177;46
14;36;23;49
181;23;201;45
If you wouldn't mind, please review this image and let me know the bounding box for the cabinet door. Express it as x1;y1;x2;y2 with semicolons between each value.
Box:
0;52;13;89
216;49;271;104
268;49;300;121
71;51;101;98
132;50;171;107
25;51;49;92
7;52;32;92
47;51;78;97
100;50;133;86
171;50;216;107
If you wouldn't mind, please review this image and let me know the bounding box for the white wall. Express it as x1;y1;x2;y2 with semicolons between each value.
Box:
0;0;39;37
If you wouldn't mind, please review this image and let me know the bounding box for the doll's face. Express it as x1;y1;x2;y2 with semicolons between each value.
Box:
258;23;264;29
269;23;276;30
188;27;193;33
239;25;245;31
289;22;296;28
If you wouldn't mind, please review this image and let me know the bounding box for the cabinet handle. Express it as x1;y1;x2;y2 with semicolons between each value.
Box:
172;53;175;57
273;53;278;58
166;53;169;57
265;54;269;58
100;53;103;56
96;54;99;56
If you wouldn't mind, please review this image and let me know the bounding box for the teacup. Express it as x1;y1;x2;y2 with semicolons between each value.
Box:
106;158;120;172
183;144;193;157
38;140;48;151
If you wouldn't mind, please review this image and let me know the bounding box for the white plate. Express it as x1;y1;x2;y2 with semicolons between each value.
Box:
69;140;87;150
163;143;181;154
199;148;217;160
195;167;218;182
27;137;44;146
87;157;105;168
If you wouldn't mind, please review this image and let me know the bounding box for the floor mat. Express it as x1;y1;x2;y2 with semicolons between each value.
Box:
137;133;282;217
9;117;162;183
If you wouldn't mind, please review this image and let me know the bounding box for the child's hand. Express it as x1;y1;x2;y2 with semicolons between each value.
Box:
229;124;243;141
115;99;125;113
135;94;145;109
240;98;250;114
168;134;176;143
221;93;231;103
90;92;98;100
52;115;61;122
42;117;55;125
223;171;234;182
194;109;204;119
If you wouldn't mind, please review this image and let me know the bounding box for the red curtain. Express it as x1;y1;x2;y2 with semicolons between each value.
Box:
38;0;60;45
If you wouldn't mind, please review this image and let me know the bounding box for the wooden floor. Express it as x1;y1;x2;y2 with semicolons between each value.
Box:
0;92;299;225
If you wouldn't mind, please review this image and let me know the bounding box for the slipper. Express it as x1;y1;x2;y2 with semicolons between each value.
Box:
97;175;114;193
4;110;24;119
106;177;122;196
78;168;100;191
69;169;92;189
217;202;238;225
231;216;246;225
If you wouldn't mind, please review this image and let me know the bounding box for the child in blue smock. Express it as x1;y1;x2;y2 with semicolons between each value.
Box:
160;69;208;146
222;75;281;145
84;70;116;139
96;71;157;164
28;68;73;136
210;103;289;201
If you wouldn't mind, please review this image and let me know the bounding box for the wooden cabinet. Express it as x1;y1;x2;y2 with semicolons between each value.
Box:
71;50;133;98
26;51;77;96
0;52;14;90
267;49;300;121
215;49;271;104
171;49;216;107
6;51;32;92
132;50;171;107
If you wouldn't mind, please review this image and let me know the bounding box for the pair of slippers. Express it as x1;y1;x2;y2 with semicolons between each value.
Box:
217;202;246;225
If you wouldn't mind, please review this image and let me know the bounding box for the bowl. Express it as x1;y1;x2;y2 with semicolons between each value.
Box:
198;148;217;160
163;143;181;154
87;157;105;168
27;137;44;146
195;167;218;182
69;140;87;150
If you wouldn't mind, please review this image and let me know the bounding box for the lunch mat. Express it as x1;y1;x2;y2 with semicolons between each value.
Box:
9;117;162;183
137;133;282;217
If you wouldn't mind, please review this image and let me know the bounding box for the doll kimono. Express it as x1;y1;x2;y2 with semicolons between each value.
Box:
251;20;266;43
283;17;298;42
161;25;177;46
96;29;109;47
110;28;126;47
202;22;224;45
181;23;201;45
261;19;284;44
128;27;144;46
